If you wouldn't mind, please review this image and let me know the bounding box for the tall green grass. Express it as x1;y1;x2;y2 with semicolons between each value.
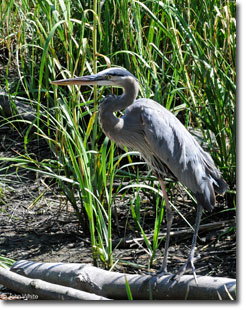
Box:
0;0;236;269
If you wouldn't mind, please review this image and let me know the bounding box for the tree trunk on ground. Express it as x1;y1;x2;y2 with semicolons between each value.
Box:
8;260;236;300
0;267;110;300
0;92;36;122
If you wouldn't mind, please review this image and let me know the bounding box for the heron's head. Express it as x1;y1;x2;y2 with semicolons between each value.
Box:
51;67;139;88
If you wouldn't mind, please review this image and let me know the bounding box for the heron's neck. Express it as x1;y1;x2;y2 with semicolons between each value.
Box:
116;80;139;111
98;79;139;140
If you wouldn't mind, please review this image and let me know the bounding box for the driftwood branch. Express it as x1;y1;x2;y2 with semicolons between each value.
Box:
0;267;110;300
10;260;236;300
0;92;36;122
112;219;235;248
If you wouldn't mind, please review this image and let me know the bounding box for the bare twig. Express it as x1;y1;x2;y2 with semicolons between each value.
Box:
112;220;235;248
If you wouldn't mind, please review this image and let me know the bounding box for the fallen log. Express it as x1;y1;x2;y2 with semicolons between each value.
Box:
0;267;110;300
0;92;36;122
11;260;236;300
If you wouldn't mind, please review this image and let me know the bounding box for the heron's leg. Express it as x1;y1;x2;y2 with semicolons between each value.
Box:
175;204;203;283
158;178;173;274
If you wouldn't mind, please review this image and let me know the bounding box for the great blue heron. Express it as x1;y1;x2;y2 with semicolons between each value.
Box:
52;67;227;280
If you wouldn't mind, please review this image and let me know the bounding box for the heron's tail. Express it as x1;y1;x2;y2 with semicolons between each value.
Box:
195;181;216;212
195;174;227;212
201;149;228;196
212;174;228;195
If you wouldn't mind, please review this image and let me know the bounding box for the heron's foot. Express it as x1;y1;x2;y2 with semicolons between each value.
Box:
172;254;201;285
153;266;175;284
156;267;172;277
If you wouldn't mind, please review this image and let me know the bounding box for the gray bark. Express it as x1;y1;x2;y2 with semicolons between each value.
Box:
10;260;236;300
0;267;110;300
0;92;35;121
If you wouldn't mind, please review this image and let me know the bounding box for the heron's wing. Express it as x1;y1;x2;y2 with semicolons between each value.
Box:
138;99;226;210
139;100;198;183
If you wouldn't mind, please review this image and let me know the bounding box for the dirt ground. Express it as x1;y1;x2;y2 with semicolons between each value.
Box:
0;126;236;299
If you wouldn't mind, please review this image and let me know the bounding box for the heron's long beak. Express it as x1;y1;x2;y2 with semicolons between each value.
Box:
51;74;102;86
